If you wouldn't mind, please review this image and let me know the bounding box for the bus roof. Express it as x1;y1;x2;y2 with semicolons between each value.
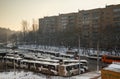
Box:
60;53;74;57
35;58;59;62
21;59;59;66
5;56;22;60
35;61;59;66
61;63;83;66
63;59;88;63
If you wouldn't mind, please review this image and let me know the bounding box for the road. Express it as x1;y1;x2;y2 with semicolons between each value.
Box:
80;56;103;71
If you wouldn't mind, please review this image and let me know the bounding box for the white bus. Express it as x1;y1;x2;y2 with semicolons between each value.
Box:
58;63;85;76
20;59;59;75
63;59;88;71
4;56;22;68
80;60;88;71
35;61;59;75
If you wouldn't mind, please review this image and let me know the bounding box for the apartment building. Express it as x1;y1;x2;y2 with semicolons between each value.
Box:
38;4;120;48
101;4;120;49
58;13;77;32
39;16;58;34
77;8;102;48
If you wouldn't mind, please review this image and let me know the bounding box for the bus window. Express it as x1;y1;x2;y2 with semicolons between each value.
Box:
66;66;72;71
49;65;55;70
42;65;48;69
81;62;87;66
73;65;78;69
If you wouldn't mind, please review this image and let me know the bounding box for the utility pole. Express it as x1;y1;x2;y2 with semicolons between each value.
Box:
78;35;81;75
97;41;99;72
14;58;16;75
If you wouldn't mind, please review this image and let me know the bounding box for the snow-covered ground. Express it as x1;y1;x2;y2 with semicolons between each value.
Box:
0;71;46;79
0;71;101;79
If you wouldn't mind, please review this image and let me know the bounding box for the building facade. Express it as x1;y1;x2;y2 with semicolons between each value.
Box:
39;16;58;34
38;4;120;49
77;8;102;48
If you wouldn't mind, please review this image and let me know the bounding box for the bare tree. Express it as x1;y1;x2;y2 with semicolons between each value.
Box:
22;20;28;44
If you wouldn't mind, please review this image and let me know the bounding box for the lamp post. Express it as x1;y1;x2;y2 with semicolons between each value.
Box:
78;35;81;75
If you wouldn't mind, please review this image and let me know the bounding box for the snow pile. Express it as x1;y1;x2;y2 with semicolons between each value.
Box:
0;71;46;79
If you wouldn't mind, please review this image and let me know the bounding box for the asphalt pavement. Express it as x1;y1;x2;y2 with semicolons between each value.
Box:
80;56;103;71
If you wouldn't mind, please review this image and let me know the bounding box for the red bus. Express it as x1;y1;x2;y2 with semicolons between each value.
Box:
102;55;120;63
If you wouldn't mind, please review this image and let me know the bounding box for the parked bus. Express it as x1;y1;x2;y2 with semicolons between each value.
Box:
102;55;120;63
44;51;60;57
36;61;59;75
59;53;74;59
58;63;85;76
3;54;88;76
4;56;22;68
20;59;59;75
63;59;88;71
87;54;102;60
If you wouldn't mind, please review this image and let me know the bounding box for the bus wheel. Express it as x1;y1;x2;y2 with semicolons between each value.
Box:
80;71;83;74
71;73;74;76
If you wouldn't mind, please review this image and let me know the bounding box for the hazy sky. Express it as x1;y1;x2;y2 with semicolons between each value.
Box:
0;0;120;31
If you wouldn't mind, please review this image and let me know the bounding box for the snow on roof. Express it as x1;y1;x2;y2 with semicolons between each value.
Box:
61;62;83;66
63;59;88;63
21;59;35;63
4;56;22;60
34;61;59;66
104;63;120;73
35;58;59;62
63;59;79;62
23;54;36;58
21;59;59;66
108;63;120;69
80;60;87;62
60;53;74;57
52;56;71;60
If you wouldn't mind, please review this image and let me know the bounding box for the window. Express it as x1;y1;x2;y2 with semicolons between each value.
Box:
82;12;90;20
50;65;55;70
113;17;120;21
113;8;120;12
92;12;100;19
93;24;99;29
115;22;120;26
92;19;98;23
114;12;120;17
66;66;72;71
